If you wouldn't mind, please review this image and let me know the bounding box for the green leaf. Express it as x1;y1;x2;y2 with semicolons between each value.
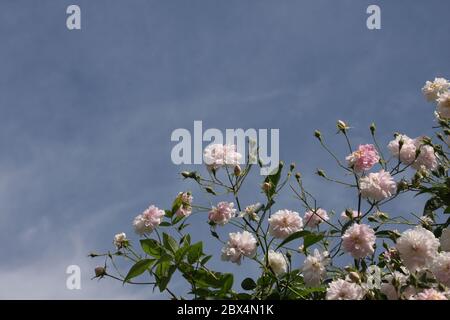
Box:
200;255;212;265
140;239;164;258
179;234;191;245
241;278;257;290
123;259;155;283
221;273;234;292
175;245;190;263
155;262;176;291
178;223;190;231
303;233;324;250
163;233;179;253
171;196;183;216
276;230;311;250
159;222;171;227
172;215;184;226
264;162;284;198
188;242;203;264
165;209;174;219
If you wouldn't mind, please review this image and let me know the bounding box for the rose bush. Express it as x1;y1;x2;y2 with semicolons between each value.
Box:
91;78;450;300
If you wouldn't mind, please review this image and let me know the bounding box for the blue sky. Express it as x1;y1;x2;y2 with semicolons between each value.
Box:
0;0;449;299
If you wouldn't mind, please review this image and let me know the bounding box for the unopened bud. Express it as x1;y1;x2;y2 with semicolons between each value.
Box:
262;182;272;193
337;120;349;133
370;123;376;135
94;266;106;278
181;171;197;179
234;165;242;176
375;211;389;221
205;186;216;195
295;172;301;181
316;169;326;178
348;271;361;283
314;130;322;141
290;162;296;171
397;180;409;191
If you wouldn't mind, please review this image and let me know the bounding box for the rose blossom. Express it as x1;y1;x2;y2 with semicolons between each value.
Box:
133;205;165;235
346;144;380;173
388;135;437;170
422;77;450;102
203;144;242;171
304;208;329;228
208;201;236;225
113;232;128;249
221;231;257;265
430;252;450;286
175;192;193;217
396;226;439;272
326;279;365;300
268;250;288;275
388;134;417;165
410;289;448;300
413;140;437;171
302;249;330;287
360;170;397;201
437;91;450;118
268;210;303;239
440;227;450;251
342;223;376;259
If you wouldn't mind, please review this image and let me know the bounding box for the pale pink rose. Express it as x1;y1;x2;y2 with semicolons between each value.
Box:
304;208;329;228
340;210;361;220
208;201;236;225
268;209;303;239
175;192;193;217
268;250;288;275
113;232;128;249
396;226;439;272
346;144;380;173
388;135;417;165
430;252;450;287
437;91;450;118
388;135;437;170
221;231;257;265
360;170;397;201
422;78;450;101
133;205;165;235
342;223;376;259
410;288;448;300
326;279;365;300
412;138;437;171
302;249;330;287
203;144;242;171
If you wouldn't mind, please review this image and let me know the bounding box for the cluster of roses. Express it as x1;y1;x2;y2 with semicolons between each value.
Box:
108;77;450;300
